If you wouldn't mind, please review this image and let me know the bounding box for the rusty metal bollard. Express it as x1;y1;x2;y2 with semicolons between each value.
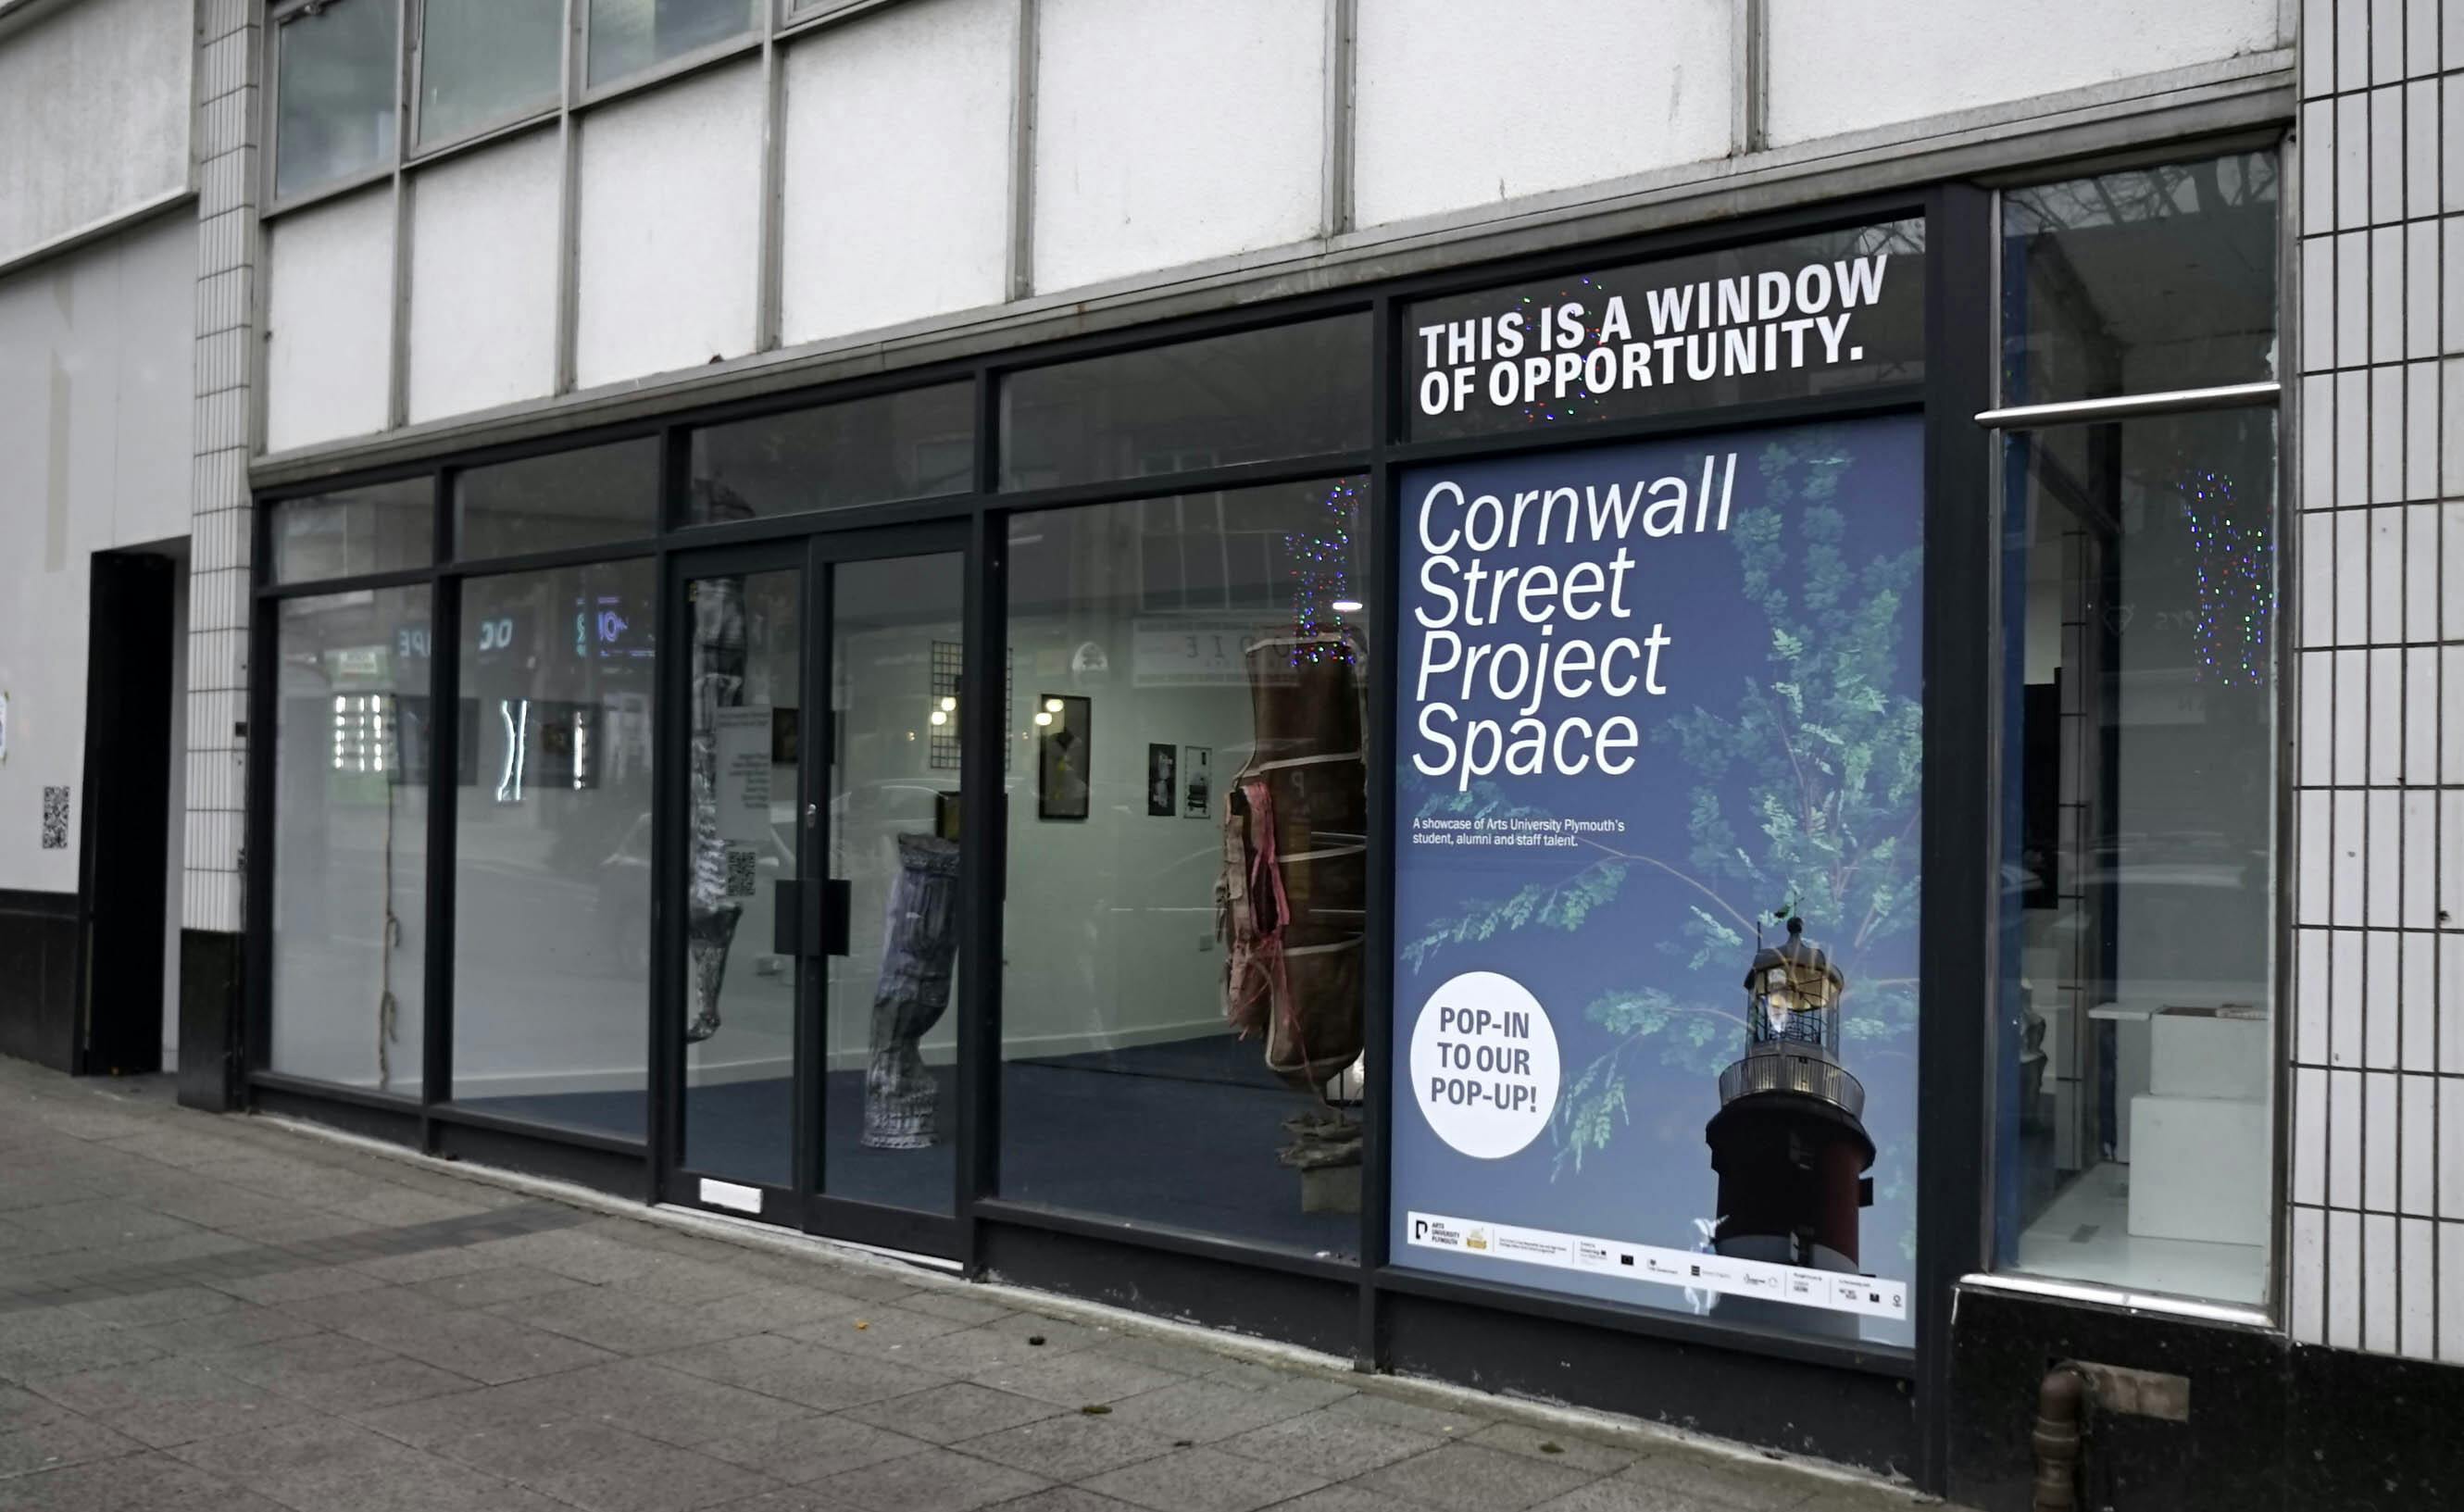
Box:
2032;1366;2086;1512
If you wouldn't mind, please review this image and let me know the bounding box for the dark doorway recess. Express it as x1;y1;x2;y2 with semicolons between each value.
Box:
78;549;179;1076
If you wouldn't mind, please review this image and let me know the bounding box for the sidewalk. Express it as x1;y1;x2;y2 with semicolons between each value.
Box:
0;1056;1935;1512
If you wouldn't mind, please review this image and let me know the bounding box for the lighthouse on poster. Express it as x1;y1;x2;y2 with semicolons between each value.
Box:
1702;916;1877;1336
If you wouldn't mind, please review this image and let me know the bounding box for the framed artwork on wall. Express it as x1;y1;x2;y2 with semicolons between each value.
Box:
1146;744;1177;817
1037;694;1091;820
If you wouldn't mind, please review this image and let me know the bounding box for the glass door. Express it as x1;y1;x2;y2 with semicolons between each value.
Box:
664;526;969;1258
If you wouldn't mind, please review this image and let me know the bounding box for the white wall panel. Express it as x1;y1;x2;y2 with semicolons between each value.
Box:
1352;0;1730;229
0;0;193;264
265;189;396;453
780;0;1015;344
0;218;195;890
1032;0;1323;293
576;62;763;388
1766;0;2283;147
407;131;561;423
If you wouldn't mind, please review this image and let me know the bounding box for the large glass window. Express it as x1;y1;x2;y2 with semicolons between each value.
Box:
271;480;435;583
998;317;1373;491
587;0;756;88
275;0;400;200
688;384;974;524
2001;152;2279;406
417;0;563;146
1000;479;1371;1257
269;586;434;1091
1991;156;2281;1307
449;560;657;1137
457;438;661;558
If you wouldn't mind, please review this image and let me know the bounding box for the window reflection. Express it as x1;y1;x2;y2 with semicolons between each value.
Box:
276;0;399;199
1001;479;1371;1257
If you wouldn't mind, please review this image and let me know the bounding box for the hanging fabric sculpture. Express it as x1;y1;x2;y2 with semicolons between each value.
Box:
1219;631;1368;1091
685;575;747;1043
864;832;961;1148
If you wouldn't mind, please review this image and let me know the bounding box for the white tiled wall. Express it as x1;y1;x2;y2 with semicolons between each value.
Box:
186;0;256;936
2288;0;2464;1363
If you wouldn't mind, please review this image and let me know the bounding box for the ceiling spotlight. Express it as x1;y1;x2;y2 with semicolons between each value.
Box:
1032;710;1054;727
929;709;948;726
1044;697;1064;714
939;695;957;711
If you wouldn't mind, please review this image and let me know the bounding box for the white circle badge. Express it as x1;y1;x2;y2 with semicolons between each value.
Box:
1409;971;1561;1159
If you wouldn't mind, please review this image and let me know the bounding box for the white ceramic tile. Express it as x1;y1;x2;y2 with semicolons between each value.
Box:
2370;88;2406;228
2443;1222;2464;1361
2445;646;2464;785
2296;1064;2330;1204
2299;789;2334;926
2366;1069;2398;1207
2400;1218;2435;1358
2335;648;2369;780
2448;78;2464;212
2404;503;2440;642
2335;511;2370;652
2292;1206;2328;1343
2408;220;2441;362
2445;219;2464;356
2446;0;2464;71
2303;100;2336;240
2404;793;2438;929
2303;233;2339;376
2402;931;2439;1071
2304;0;2336;95
2329;1208;2363;1346
2444;356;2464;494
2368;788;2402;932
2333;926;2366;1064
2405;650;2439;788
2332;1067;2365;1205
2337;0;2370;93
2402;1070;2437;1213
2369;928;2403;1065
2369;649;2403;788
2364;1211;2399;1354
2334;790;2369;928
2445;502;2464;642
2299;926;2333;1063
2369;506;2405;644
2409;0;2444;76
2373;230;2406;372
2445;1077;2464;1217
2302;373;2335;515
2301;651;2336;787
2408;361;2442;498
2339;229;2372;369
2336;94;2370;233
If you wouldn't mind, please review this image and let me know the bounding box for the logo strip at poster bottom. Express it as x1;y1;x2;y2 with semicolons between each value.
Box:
1404;1210;1909;1320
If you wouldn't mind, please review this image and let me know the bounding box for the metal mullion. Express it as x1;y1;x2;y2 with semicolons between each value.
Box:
243;499;281;1086
454;539;663;579
419;556;460;1130
669;492;988;550
755;19;785;354
1005;0;1037;301
957;375;1003;1270
1320;0;1355;241
426;1097;649;1155
1356;291;1395;1372
794;537;829;1223
554;0;582;396
573;29;766;112
405;105;563;172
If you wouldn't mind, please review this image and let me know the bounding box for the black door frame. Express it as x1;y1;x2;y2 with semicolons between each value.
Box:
654;521;972;1262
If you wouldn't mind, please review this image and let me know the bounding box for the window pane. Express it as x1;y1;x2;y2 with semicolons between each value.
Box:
587;0;756;87
1993;407;2278;1305
688;384;974;524
457;438;661;558
449;561;657;1138
998;317;1371;491
418;0;561;145
271;480;435;583
276;0;400;200
270;586;432;1091
1001;478;1371;1258
2002;152;2280;405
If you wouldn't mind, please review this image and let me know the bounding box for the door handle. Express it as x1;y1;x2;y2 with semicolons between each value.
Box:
771;879;802;956
818;879;852;957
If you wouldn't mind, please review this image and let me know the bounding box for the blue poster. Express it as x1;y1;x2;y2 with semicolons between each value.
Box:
1390;416;1922;1346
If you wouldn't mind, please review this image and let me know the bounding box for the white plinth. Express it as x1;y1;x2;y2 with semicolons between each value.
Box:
2148;1010;2269;1099
2126;1093;2269;1246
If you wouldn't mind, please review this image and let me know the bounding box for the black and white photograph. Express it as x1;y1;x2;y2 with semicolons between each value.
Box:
1145;742;1177;817
1181;744;1212;818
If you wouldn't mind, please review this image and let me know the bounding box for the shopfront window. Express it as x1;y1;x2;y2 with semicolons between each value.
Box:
448;560;657;1137
1991;156;2281;1307
274;0;400;200
997;316;1372;491
1000;479;1371;1257
457;437;661;558
269;585;434;1091
688;384;974;524
271;479;434;584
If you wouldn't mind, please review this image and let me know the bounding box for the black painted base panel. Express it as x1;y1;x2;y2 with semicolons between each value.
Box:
1948;1284;2464;1512
0;891;80;1074
981;1220;1360;1359
179;929;244;1112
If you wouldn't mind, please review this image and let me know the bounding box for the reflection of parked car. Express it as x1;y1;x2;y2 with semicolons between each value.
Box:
594;810;796;973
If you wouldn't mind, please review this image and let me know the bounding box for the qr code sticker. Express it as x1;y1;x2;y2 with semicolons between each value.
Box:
724;843;758;898
39;787;68;850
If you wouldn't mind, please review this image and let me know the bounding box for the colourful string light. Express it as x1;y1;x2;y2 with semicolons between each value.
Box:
1520;276;1607;427
2177;468;2271;686
1285;480;1360;666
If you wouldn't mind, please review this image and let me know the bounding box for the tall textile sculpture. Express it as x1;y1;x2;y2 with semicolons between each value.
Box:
863;832;960;1148
1220;631;1368;1089
685;576;746;1043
